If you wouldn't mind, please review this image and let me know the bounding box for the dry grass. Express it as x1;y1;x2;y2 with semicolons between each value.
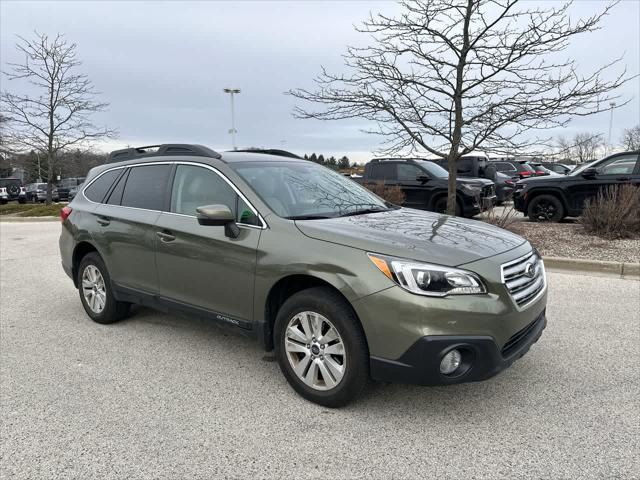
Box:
364;181;406;205
578;184;640;239
0;203;63;217
480;203;520;229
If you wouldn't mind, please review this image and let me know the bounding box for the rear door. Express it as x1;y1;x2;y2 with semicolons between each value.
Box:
567;153;639;211
154;163;262;325
90;164;172;294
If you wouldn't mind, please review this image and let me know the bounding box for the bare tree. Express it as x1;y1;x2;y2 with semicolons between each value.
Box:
621;125;640;151
289;0;631;214
573;132;604;164
554;135;574;163
1;33;115;202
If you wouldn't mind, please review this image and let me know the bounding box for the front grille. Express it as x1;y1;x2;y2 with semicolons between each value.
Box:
501;251;545;309
501;314;543;357
481;184;495;198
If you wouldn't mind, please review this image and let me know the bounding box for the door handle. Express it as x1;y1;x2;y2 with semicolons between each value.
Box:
156;230;176;242
96;217;110;226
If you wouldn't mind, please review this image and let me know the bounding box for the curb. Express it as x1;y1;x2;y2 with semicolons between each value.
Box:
0;216;59;222
543;256;640;278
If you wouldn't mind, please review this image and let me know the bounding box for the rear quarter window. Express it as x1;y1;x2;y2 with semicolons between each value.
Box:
84;170;122;203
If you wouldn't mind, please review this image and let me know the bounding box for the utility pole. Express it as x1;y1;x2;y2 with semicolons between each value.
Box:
223;88;241;150
607;101;616;155
36;151;42;182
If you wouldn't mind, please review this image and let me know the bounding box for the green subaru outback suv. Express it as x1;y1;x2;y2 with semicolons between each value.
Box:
59;144;547;407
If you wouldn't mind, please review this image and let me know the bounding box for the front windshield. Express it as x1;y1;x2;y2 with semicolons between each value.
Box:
414;160;448;178
232;161;391;219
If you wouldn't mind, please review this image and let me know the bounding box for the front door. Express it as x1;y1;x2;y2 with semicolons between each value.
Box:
154;164;262;326
395;162;429;209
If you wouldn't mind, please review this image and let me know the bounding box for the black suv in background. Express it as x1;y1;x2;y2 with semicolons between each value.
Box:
432;155;514;204
514;151;640;221
355;158;495;217
57;177;85;201
0;178;27;204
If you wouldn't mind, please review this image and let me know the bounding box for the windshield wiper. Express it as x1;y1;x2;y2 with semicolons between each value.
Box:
287;214;333;220
338;207;390;218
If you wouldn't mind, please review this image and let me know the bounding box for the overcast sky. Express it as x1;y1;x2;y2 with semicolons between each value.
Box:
1;0;639;162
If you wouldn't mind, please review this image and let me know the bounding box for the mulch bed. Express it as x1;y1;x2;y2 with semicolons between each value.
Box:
508;221;640;264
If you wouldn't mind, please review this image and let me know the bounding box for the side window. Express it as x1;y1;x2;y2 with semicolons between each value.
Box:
170;165;237;217
121;165;172;210
370;163;395;181
106;169;129;205
598;155;638;175
84;170;122;203
397;163;423;181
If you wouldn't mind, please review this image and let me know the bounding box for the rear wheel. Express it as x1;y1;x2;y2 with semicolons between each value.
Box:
77;252;130;324
527;194;565;222
274;287;368;408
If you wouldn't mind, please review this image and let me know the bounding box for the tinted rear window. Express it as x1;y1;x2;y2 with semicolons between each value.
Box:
121;165;172;210
84;170;122;203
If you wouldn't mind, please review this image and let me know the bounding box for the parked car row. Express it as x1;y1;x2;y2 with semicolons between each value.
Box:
0;177;85;204
351;151;639;223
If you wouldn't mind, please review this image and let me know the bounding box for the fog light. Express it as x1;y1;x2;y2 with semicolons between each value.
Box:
440;349;462;375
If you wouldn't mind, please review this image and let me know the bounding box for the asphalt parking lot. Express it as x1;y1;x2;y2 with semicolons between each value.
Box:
1;222;639;479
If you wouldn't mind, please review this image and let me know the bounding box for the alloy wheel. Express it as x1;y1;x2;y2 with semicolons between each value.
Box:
82;265;107;314
533;201;556;221
284;311;346;391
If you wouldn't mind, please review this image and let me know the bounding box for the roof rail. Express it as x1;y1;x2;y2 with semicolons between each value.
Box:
107;144;221;163
370;157;415;163
233;148;302;159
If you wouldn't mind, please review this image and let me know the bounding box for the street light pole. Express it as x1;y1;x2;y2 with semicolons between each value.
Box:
223;88;241;150
607;101;616;154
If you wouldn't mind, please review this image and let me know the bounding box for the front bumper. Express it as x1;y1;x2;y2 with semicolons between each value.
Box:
513;192;526;212
370;312;546;385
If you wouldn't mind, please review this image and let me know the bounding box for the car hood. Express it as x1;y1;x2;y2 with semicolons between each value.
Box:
457;177;494;187
295;208;527;267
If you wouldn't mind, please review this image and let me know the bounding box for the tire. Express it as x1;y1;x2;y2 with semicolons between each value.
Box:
18;198;26;204
527;194;565;222
433;197;462;216
77;252;130;324
274;287;369;408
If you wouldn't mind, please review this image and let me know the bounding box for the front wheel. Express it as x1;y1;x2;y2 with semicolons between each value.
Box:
274;287;369;408
77;252;130;324
433;197;462;216
527;194;565;222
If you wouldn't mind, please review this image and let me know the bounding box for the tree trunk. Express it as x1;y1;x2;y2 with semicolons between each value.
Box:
46;153;53;205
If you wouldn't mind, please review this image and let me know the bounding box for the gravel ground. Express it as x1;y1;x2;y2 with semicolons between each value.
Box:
480;205;640;264
1;222;640;479
510;221;640;263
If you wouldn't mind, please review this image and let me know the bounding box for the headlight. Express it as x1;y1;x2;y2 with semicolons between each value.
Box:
368;253;487;297
460;184;482;196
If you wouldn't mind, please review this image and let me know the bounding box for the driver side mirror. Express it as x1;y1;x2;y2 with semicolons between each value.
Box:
416;175;430;184
582;167;598;178
196;204;240;238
